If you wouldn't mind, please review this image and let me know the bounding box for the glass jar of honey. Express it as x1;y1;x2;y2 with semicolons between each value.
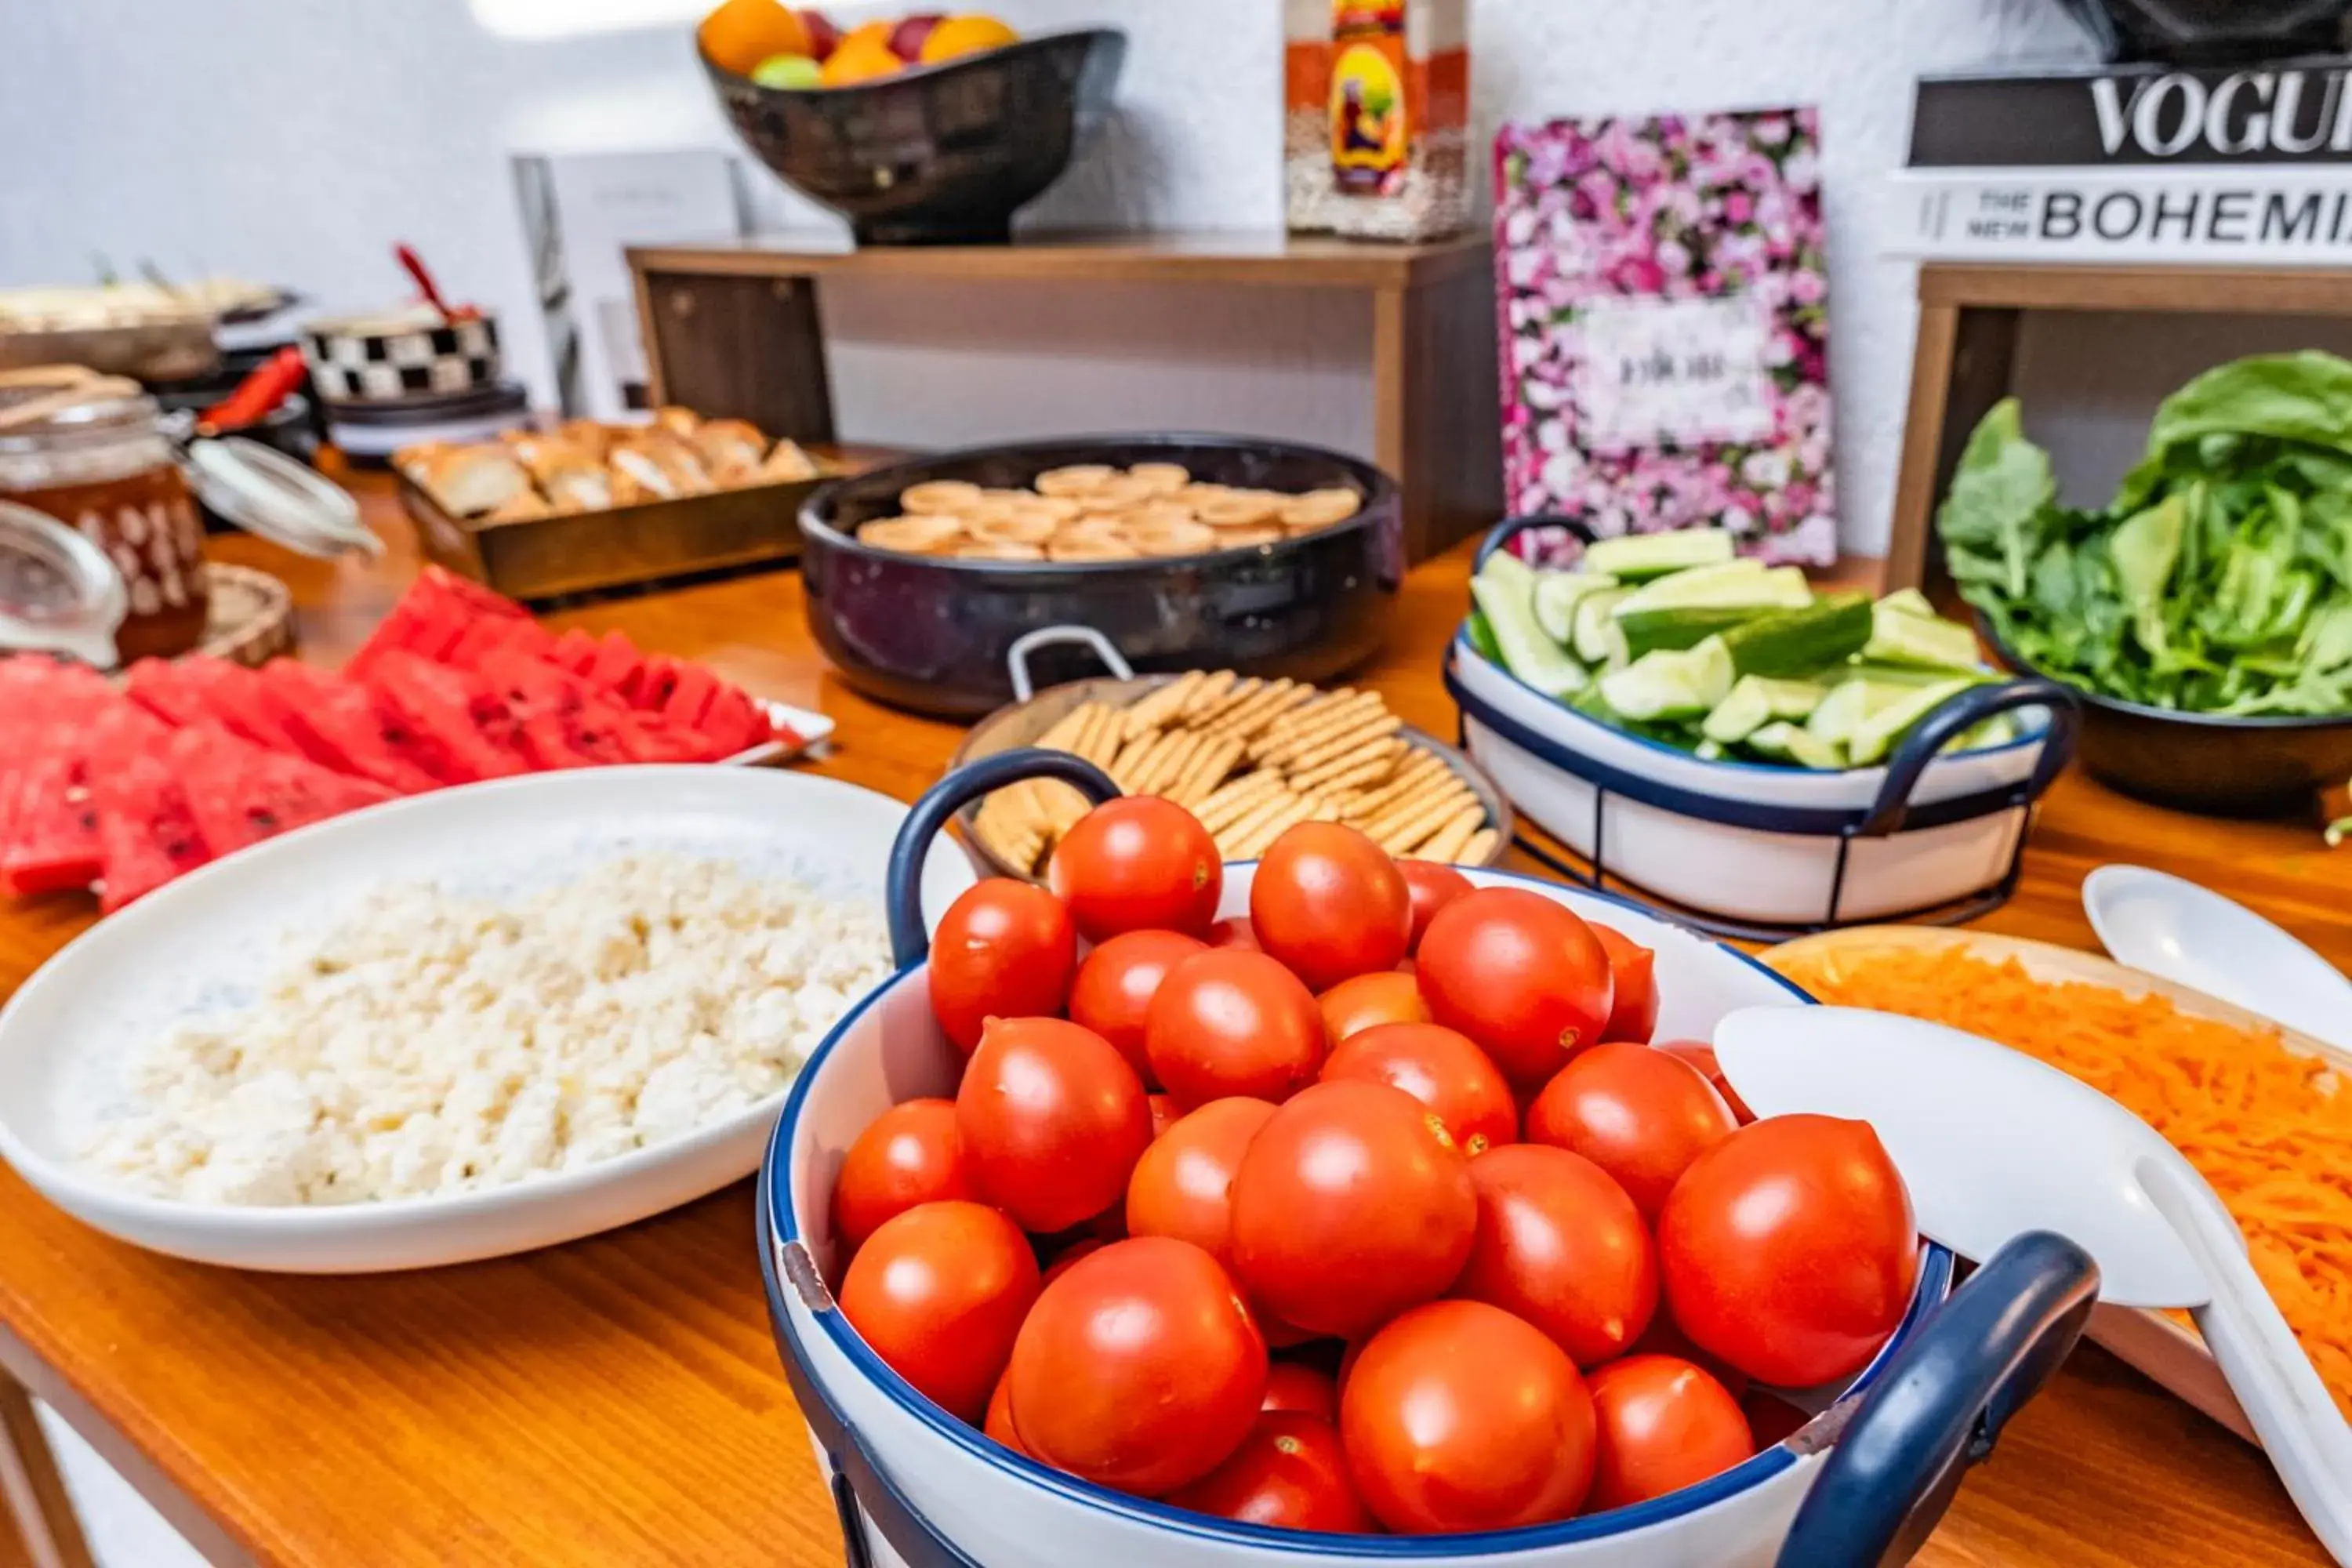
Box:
0;367;209;663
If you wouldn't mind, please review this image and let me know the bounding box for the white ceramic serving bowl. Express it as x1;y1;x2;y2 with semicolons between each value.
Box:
0;765;974;1273
1447;637;2076;928
763;852;1964;1568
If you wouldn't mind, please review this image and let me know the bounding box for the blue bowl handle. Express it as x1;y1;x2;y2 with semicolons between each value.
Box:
1473;513;1599;573
884;748;1121;964
1776;1232;2100;1568
755;1175;985;1568
1856;678;2082;839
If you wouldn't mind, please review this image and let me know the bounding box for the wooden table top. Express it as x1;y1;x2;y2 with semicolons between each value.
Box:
0;477;2339;1568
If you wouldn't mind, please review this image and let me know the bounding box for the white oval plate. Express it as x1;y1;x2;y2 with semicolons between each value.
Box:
0;765;974;1274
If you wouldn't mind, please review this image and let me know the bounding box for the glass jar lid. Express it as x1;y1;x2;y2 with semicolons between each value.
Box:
0;365;157;450
0;499;125;667
186;437;382;558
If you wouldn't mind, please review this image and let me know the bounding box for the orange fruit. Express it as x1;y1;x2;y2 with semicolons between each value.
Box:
838;19;895;53
820;32;905;85
919;13;1018;63
699;0;811;76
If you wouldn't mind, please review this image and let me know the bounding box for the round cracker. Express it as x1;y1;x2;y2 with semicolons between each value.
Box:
900;480;985;516
1196;492;1282;528
1080;475;1160;512
955;539;1047;561
1035;464;1118;497
1279;488;1363;528
1215;523;1284;547
1126;462;1191;495
1124;501;1200;532
1125;518;1219;557
969;509;1060;546
1049;536;1140;562
860;514;967;554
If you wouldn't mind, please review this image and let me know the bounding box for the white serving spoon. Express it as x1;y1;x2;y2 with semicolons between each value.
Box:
2082;864;2352;1054
1718;1006;2352;1566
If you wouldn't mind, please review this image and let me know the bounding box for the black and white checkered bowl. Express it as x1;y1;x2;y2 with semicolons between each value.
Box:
300;309;501;405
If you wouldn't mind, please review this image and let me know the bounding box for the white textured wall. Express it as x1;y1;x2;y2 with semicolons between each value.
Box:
1;0;2099;553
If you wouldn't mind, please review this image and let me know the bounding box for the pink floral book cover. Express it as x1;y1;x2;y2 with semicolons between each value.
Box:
1493;107;1837;565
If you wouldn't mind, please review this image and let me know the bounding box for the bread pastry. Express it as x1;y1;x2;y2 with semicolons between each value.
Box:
419;446;530;517
652;405;702;437
610;437;714;499
483;490;554;522
691;419;768;481
760;439;820;482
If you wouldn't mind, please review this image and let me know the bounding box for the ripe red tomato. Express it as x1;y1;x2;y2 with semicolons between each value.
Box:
1657;1040;1756;1123
1742;1387;1813;1451
984;1372;1028;1455
1658;1115;1919;1388
927;879;1078;1054
1583;1355;1754;1513
1525;1043;1737;1221
1319;1022;1517;1156
1249;823;1412;992
1228;1080;1475;1338
1316;970;1431;1044
1206;917;1260;951
1588;923;1660;1044
955;1017;1152;1233
1007;1236;1268;1495
830;1097;976;1253
1145;949;1327;1109
1396;859;1474;953
1630;1306;1749;1399
1148;1093;1178;1139
1341;1299;1595;1533
1261;1361;1339;1424
1454;1144;1656;1367
838;1200;1040;1423
1415;888;1614;1088
1165;1412;1373;1533
1069;929;1207;1083
1042;1236;1106;1288
1125;1097;1279;1269
1049;797;1221;941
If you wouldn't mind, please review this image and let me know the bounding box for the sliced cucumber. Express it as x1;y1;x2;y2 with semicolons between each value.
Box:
1471;565;1588;699
1599;637;1735;723
1533;571;1621;646
1612;560;1798;619
1862;601;1982;670
1572;587;1632;666
1700;676;1829;745
1947;712;2020;754
1718;593;1874;679
1876;587;1938;620
1746;721;1846;770
1695;739;1727;762
1847;677;1978;766
1617;604;1772;659
1838;660;1989;689
1581;528;1737;581
1806;677;1913;747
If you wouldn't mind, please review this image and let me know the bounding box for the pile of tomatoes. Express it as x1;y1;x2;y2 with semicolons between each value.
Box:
827;797;1920;1537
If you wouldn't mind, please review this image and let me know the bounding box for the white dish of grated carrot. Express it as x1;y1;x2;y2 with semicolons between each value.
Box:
1768;924;2352;1446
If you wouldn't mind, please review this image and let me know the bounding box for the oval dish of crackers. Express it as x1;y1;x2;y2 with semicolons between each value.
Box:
855;463;1367;564
950;666;1514;877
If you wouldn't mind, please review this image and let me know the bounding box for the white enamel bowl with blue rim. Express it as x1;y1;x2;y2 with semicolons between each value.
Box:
1448;518;2082;931
756;748;2100;1568
0;765;975;1274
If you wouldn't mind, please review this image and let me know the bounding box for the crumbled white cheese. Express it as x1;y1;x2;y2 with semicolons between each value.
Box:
82;854;891;1207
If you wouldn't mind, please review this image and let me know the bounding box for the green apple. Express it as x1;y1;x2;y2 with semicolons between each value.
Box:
750;52;822;89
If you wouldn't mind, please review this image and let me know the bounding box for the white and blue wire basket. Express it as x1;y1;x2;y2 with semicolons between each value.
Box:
1449;518;2082;940
755;747;2099;1568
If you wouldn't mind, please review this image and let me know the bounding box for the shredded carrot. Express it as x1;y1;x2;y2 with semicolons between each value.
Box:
1770;946;2352;1424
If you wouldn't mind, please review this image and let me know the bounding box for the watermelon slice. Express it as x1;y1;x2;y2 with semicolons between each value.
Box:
696;686;772;757
169;658;313;757
92;750;212;913
476;649;718;766
584;631;647;700
165;725;396;857
361;652;531;782
660;664;722;733
251;661;447;793
0;702;159;898
346;568;527;681
631;655;684;713
125;658;212;728
549;628;601;676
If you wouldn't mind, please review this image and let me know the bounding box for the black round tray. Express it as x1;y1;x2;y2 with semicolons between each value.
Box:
797;434;1404;718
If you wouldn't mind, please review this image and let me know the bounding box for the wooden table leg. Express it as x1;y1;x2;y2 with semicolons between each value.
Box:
0;1372;96;1568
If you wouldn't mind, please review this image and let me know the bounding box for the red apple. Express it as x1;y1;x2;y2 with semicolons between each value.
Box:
800;7;840;58
887;13;944;60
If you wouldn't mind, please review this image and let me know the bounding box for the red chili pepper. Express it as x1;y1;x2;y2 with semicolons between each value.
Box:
198;347;307;433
